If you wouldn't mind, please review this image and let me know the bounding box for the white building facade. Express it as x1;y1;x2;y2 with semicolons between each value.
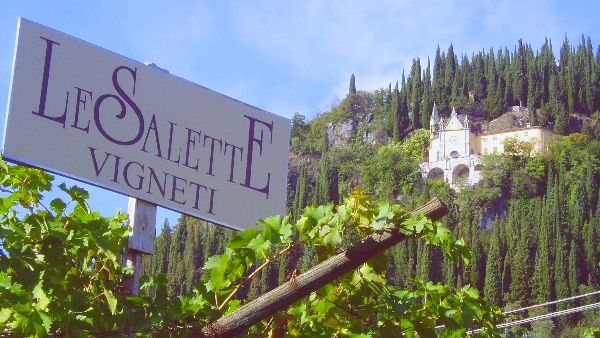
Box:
420;104;482;189
420;104;556;190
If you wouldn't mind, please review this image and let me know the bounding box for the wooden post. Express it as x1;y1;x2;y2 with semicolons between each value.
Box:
124;197;156;294
123;62;164;295
199;198;448;337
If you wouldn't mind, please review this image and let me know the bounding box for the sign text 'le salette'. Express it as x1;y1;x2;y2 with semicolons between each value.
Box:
2;18;290;230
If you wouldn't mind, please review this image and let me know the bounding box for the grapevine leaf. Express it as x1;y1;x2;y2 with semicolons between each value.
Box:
33;278;50;311
37;310;52;333
279;221;293;242
247;234;271;259
0;309;12;324
103;288;118;315
49;198;66;214
228;228;260;249
321;225;342;247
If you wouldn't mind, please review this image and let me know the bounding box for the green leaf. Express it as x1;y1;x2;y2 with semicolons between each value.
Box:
49;198;66;214
321;225;342;247
258;215;283;242
33;278;50;311
279;221;293;242
182;295;208;315
414;217;428;233
103;288;118;315
223;299;241;315
37;310;52;333
356;264;387;284
247;234;271;259
0;308;12;324
228;228;260;249
462;285;480;299
349;333;373;338
204;249;233;292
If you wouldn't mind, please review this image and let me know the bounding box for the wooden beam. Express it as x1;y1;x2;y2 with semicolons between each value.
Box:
199;198;448;337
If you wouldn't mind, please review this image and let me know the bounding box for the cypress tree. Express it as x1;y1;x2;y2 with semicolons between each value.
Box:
420;58;433;129
400;73;409;130
167;217;188;296
554;230;570;329
391;81;401;140
314;156;329;205
567;56;576;113
183;221;204;295
584;199;600;287
152;219;172;275
349;74;356;94
502;47;514;106
410;58;422;128
527;55;540;110
568;239;580;296
484;222;503;306
314;156;338;205
293;168;308;221
514;39;528;106
472;52;486;102
583;36;594;114
433;45;447;113
533;200;552;303
416;240;431;281
410;239;419;280
509;229;531;306
444;43;457;102
539;37;556;105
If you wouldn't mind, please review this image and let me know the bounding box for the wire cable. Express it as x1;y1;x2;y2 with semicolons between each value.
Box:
503;290;600;315
468;301;600;334
435;289;600;331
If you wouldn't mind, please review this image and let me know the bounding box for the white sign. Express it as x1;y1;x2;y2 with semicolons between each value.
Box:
2;18;290;230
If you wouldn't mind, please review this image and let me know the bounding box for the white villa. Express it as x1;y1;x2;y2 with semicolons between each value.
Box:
420;103;556;189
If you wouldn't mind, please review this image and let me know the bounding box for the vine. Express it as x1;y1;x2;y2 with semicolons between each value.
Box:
0;160;501;337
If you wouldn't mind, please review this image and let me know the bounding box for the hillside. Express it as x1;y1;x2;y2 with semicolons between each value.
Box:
141;37;600;336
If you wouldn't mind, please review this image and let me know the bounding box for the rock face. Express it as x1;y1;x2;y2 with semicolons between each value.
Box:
327;119;357;148
326;112;377;148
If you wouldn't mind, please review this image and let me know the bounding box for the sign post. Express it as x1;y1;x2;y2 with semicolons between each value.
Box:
124;197;156;294
123;63;166;295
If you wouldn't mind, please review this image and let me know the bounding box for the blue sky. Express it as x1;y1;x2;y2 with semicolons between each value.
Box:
1;0;600;228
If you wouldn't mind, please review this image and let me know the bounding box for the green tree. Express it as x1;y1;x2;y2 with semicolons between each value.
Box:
484;222;503;306
533;201;552;303
391;81;401;140
411;58;423;128
293;167;309;221
420;58;433;129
